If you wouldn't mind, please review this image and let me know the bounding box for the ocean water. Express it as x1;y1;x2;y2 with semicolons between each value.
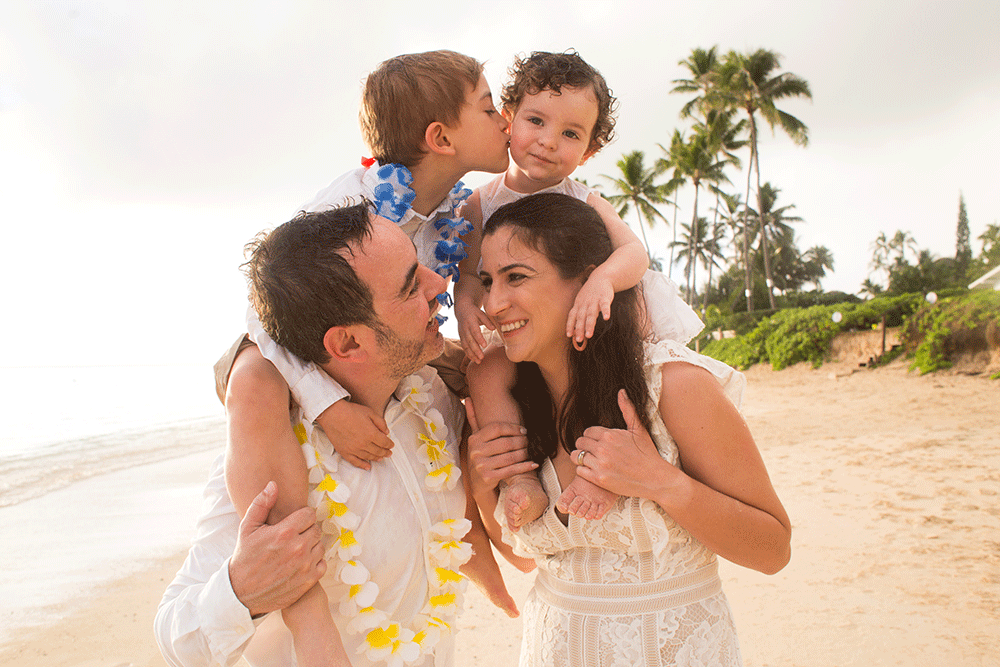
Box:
0;365;226;507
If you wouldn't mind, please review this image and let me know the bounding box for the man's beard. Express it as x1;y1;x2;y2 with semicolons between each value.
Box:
372;320;441;380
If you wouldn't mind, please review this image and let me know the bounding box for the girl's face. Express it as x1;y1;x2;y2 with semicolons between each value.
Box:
479;227;583;368
505;86;599;190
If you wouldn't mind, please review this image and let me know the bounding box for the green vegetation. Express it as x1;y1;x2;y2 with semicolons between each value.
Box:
902;290;1000;374
699;292;999;373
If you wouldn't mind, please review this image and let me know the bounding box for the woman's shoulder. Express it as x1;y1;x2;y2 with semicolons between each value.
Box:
643;340;747;409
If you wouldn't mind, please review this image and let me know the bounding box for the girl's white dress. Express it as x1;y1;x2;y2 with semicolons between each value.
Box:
498;339;747;667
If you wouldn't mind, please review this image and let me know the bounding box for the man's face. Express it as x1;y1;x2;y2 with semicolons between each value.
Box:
350;216;448;380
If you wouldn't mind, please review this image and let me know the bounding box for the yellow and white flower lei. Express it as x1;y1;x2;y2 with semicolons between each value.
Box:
294;374;471;667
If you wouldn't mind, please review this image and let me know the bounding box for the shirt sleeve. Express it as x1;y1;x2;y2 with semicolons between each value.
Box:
153;456;263;667
246;306;350;423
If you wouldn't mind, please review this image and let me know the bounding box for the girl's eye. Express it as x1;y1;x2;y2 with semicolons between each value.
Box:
528;117;542;126
564;130;580;140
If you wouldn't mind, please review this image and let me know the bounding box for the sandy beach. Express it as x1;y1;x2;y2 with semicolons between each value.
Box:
2;359;997;667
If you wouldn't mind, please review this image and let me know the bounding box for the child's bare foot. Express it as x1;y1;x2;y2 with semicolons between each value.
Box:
556;475;618;520
504;473;549;531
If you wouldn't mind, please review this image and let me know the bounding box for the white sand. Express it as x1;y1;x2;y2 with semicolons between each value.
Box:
2;359;998;666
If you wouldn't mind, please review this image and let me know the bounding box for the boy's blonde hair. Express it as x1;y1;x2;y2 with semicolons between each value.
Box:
501;50;617;156
360;50;484;167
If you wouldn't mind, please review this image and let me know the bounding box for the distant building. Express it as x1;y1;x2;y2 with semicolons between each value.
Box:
969;264;1000;291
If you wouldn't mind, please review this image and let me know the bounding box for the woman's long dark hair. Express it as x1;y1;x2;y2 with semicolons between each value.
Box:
483;192;653;463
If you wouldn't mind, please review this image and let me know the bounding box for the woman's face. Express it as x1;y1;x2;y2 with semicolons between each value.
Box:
479;226;583;367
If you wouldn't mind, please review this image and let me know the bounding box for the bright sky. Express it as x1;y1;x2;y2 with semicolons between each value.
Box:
2;0;998;367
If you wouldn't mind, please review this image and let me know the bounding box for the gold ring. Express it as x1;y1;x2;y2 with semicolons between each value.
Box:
576;450;587;466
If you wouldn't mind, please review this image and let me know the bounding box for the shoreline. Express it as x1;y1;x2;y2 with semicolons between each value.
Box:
2;360;998;666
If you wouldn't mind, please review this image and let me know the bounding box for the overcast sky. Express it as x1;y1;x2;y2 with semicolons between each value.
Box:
1;0;998;367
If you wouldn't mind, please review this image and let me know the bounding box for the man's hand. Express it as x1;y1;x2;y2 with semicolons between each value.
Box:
315;399;393;470
229;481;327;617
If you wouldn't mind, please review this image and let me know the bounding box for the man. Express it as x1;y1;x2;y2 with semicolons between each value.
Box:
155;204;517;666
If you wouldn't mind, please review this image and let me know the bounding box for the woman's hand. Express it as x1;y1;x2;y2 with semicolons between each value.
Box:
465;399;536;496
571;389;678;500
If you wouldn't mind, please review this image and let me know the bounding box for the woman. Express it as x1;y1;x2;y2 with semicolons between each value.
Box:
467;193;791;666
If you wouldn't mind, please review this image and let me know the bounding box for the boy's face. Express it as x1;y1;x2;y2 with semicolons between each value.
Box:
506;86;599;188
447;75;510;175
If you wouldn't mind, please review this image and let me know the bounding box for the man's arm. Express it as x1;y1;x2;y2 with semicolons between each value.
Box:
154;465;326;666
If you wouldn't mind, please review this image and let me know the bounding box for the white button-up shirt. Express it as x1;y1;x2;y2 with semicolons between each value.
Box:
154;366;465;667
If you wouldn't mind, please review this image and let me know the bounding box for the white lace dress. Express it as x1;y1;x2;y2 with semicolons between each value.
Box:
498;340;746;667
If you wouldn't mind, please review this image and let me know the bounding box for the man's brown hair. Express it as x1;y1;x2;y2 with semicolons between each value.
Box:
243;204;378;366
360;50;484;167
500;50;617;156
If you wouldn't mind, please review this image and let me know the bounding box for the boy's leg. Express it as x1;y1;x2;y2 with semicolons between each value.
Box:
213;334;255;405
556;474;619;521
429;338;469;399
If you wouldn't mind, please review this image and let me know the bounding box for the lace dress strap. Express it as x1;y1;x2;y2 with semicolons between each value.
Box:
645;339;747;409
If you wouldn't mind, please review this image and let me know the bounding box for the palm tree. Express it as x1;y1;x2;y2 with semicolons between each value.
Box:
601;150;669;262
744;182;802;298
669;218;725;304
672;46;722;120
802;245;835;290
718;48;812;309
701;218;729;312
658;130;729;304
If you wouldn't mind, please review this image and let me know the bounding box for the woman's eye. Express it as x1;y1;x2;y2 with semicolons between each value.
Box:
479;277;492;291
508;272;526;283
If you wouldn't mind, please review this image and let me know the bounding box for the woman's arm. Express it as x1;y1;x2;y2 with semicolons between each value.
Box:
573;369;791;575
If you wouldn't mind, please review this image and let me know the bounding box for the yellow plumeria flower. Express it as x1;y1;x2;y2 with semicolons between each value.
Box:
339;580;379;616
428;538;473;569
430;518;472;540
398;375;432;411
336;527;362;559
425;463;460;491
347;606;388;634
360;624;421;667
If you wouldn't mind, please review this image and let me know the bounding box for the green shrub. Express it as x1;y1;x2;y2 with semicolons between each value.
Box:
902;290;1000;374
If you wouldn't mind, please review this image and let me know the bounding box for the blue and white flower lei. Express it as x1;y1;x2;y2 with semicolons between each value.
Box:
361;160;473;326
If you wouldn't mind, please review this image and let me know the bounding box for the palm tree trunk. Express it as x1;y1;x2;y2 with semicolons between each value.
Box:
631;195;653;263
742;139;754;311
687;182;701;304
752;126;777;309
702;192;720;314
668;197;679;279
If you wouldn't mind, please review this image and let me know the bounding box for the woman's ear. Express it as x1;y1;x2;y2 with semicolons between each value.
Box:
424;121;456;157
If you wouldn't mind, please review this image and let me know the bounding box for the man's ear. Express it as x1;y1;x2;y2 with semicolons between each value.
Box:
424;121;456;157
323;326;367;363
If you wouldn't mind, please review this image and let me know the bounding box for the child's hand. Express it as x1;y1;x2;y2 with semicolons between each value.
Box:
566;274;614;345
315;399;393;470
456;299;495;364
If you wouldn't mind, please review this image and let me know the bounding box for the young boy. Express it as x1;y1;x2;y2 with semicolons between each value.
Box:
220;50;524;667
454;51;705;531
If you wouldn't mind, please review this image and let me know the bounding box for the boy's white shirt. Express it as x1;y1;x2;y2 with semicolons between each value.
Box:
246;166;464;422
